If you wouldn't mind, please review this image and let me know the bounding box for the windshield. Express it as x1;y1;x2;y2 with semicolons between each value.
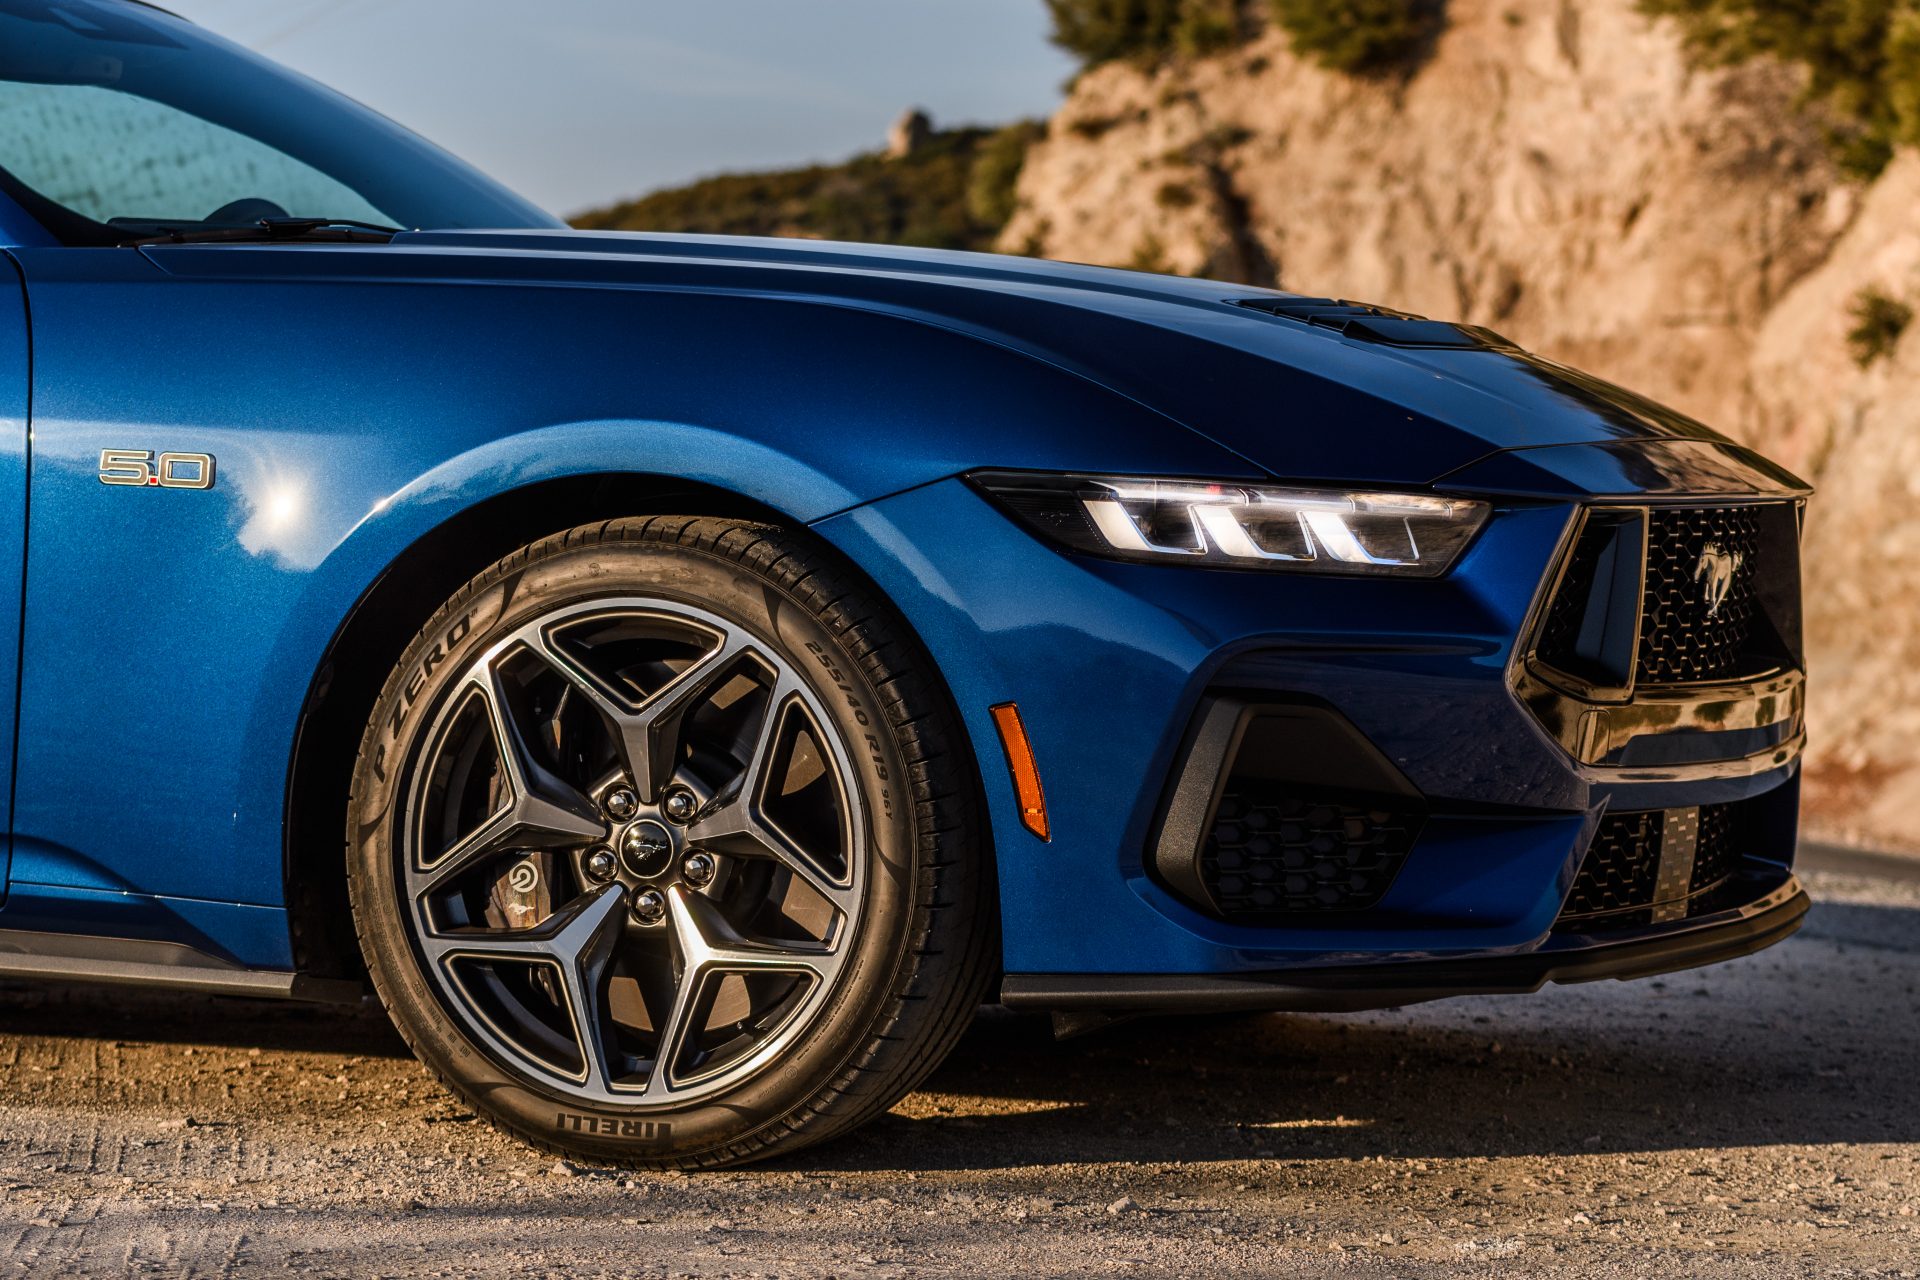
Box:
0;0;560;243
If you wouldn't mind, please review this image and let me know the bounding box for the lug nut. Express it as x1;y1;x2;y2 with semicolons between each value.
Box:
604;787;639;821
682;852;715;888
663;788;698;823
583;846;618;883
631;888;667;924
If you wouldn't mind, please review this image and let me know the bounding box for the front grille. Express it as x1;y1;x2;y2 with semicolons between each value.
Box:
1201;787;1419;916
1532;502;1799;692
1638;507;1768;684
1558;799;1753;929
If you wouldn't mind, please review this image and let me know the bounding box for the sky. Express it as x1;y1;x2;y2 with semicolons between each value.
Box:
158;0;1077;218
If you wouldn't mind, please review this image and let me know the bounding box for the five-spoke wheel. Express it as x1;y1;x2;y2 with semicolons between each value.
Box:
405;599;863;1104
349;517;992;1166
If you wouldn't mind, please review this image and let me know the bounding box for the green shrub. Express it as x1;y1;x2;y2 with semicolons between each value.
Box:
1047;0;1447;72
968;121;1045;228
1045;0;1247;66
1892;10;1920;154
1045;0;1184;65
1641;0;1920;178
1155;180;1199;208
1269;0;1445;74
574;123;1044;252
1176;0;1246;54
1847;286;1914;366
1205;122;1256;150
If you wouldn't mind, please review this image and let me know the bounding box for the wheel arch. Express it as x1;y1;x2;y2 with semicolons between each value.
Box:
281;472;994;983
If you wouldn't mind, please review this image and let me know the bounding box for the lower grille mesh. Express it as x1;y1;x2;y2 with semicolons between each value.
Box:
1203;789;1419;916
1563;810;1663;918
1559;799;1753;929
1690;801;1742;893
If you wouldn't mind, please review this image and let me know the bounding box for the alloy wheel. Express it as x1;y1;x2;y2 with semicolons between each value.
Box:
398;597;865;1107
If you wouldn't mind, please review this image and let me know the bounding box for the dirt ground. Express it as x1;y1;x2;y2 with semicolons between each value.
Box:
0;846;1914;1279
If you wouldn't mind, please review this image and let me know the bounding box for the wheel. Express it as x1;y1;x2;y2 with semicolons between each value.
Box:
346;516;994;1167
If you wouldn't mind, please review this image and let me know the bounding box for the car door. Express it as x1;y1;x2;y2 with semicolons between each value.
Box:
0;245;295;920
0;254;26;898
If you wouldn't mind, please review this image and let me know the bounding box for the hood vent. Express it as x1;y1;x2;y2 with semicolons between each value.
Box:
1232;295;1514;351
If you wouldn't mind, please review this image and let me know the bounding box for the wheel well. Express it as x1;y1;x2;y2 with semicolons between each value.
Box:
283;474;793;981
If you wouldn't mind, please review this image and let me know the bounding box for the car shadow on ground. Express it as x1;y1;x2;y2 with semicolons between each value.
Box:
0;897;1912;1173
815;896;1920;1172
0;981;412;1057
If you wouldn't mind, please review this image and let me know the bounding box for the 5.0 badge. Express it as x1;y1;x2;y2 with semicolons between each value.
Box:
98;449;216;489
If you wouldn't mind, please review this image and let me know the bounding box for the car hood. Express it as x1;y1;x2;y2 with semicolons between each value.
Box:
396;229;1735;486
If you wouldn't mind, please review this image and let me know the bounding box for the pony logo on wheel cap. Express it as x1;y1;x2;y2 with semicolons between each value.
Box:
620;821;676;878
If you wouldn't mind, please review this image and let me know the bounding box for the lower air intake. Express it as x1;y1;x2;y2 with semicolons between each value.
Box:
1202;788;1419;916
1151;697;1427;922
1557;798;1754;930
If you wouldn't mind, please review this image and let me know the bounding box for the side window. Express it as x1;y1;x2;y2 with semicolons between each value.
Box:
0;81;391;228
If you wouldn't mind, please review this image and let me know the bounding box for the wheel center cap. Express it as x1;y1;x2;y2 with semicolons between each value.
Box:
619;819;677;879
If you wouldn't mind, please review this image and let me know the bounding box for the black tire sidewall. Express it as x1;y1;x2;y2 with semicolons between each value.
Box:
349;533;923;1162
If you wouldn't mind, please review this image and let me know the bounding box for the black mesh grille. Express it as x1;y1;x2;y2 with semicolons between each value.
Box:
1559;799;1759;929
1637;507;1769;684
1689;800;1742;894
1202;788;1418;916
1563;810;1663;918
1533;503;1799;693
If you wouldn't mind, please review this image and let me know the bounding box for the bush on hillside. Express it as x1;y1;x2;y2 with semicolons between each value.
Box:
1848;287;1914;366
968;121;1046;227
573;124;1044;253
1045;0;1179;64
1046;0;1443;73
1176;0;1248;55
1268;0;1445;74
1044;0;1246;65
1641;0;1920;177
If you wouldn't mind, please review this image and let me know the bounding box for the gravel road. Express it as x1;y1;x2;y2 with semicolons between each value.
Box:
0;847;1914;1278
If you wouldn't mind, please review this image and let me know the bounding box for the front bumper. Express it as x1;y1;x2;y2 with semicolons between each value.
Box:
812;442;1808;988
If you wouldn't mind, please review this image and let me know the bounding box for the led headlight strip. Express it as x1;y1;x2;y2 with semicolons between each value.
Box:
970;471;1489;578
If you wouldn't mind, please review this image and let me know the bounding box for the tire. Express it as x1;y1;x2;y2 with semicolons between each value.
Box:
346;516;995;1167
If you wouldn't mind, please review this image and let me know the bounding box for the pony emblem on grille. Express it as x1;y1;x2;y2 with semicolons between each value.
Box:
1694;542;1743;619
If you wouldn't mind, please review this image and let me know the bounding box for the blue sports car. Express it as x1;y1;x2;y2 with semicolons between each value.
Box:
0;0;1810;1167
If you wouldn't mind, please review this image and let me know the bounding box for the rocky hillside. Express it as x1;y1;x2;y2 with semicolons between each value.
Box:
575;117;1039;254
1003;0;1918;850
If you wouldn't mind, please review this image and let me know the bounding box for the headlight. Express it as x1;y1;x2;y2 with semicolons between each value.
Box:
969;471;1489;577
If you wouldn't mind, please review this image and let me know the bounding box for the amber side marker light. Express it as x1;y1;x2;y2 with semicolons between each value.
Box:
989;702;1050;842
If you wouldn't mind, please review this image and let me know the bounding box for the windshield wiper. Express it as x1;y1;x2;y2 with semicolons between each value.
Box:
128;217;406;246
